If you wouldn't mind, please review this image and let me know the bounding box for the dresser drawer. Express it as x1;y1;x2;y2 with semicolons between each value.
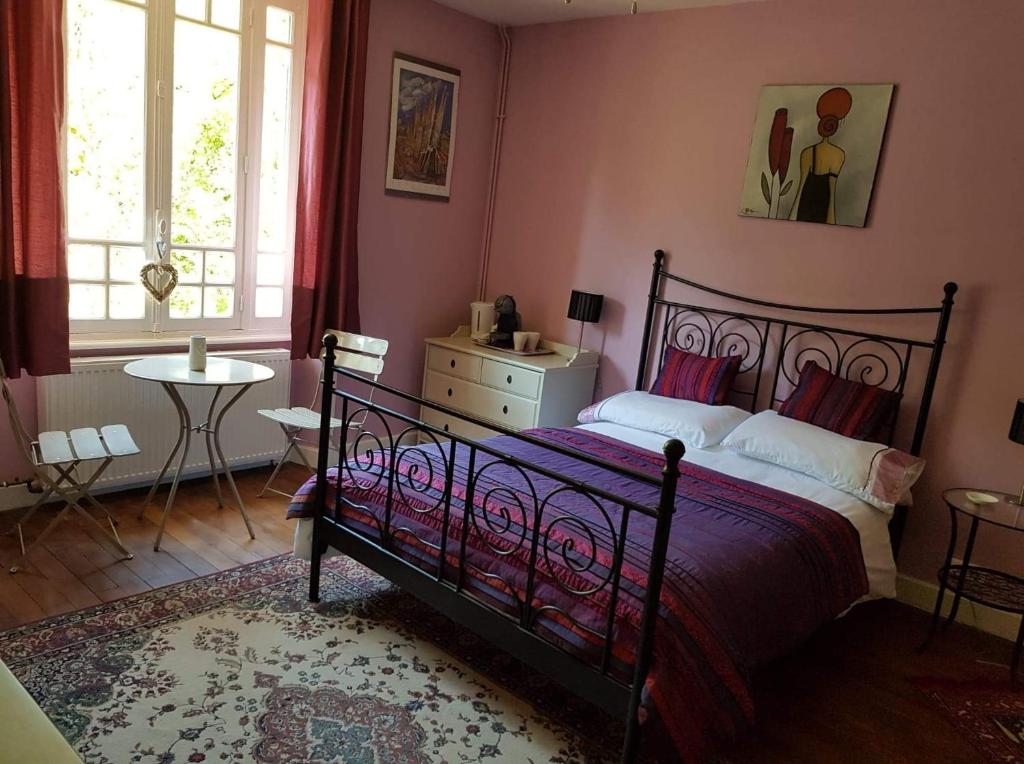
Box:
419;406;500;442
426;344;482;382
423;371;538;430
480;359;542;400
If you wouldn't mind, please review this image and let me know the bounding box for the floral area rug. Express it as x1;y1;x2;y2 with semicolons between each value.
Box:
914;677;1024;763
0;555;620;764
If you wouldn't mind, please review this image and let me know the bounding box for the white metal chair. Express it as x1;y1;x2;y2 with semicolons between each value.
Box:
0;359;140;573
257;330;389;498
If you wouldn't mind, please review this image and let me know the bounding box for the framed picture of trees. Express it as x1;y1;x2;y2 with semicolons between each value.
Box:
385;54;460;201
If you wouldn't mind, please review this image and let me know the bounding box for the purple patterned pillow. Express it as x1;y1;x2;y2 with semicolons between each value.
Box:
779;360;902;442
650;347;741;406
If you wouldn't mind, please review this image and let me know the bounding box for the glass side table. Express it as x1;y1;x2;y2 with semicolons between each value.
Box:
920;488;1024;683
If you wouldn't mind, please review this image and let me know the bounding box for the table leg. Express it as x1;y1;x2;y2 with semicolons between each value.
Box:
1012;618;1024;687
140;382;188;518
212;384;256;540
920;503;959;651
153;383;193;552
944;517;979;629
204;387;224;508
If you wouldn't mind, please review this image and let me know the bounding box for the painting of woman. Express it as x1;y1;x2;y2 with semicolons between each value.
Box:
738;83;893;229
789;87;853;225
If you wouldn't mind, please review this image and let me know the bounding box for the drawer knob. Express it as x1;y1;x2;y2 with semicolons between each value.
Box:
506;374;512;384
502;405;509;414
447;388;453;397
450;359;456;368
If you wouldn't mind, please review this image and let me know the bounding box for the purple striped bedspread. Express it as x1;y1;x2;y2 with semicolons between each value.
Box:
288;427;868;761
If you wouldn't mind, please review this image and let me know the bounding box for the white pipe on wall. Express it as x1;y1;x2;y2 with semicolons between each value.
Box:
477;24;512;302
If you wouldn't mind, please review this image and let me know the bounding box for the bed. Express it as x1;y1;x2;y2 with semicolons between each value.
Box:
291;251;958;763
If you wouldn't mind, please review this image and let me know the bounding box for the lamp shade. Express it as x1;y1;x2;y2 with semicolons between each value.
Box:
567;290;603;324
1011;400;1024;445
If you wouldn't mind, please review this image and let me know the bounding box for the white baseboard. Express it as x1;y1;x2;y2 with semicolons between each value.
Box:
896;573;1019;642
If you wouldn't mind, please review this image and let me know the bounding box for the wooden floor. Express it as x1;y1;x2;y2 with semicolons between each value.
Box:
0;464;1005;761
0;463;309;626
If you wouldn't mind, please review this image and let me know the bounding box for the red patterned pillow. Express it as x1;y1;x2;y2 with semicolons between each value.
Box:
650;347;741;406
779;360;901;442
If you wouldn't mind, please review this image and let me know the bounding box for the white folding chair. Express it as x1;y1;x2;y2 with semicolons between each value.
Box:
257;330;389;498
0;360;139;573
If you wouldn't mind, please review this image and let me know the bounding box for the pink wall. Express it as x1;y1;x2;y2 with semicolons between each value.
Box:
486;0;1024;580
346;0;500;407
294;0;500;410
0;0;498;481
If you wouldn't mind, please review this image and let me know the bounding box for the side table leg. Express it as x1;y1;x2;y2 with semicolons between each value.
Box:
919;504;959;652
1012;618;1024;688
204;387;224;508
154;384;193;552
944;518;980;629
140;382;188;518
212;384;257;540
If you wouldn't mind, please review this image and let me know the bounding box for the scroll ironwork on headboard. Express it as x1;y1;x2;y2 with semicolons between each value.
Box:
635;249;958;459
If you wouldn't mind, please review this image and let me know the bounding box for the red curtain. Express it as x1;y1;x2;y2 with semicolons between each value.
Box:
291;0;371;360
0;0;69;379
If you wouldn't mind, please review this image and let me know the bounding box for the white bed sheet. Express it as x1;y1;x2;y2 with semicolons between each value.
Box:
293;422;897;600
578;422;897;599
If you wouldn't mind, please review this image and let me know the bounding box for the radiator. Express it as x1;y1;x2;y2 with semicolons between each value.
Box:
36;349;292;491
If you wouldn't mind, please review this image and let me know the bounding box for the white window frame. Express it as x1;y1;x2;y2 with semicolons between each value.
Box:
65;0;306;341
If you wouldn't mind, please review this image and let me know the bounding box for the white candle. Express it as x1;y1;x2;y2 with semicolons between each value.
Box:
189;335;207;372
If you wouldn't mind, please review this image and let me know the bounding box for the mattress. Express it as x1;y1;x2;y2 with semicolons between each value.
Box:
294;421;896;600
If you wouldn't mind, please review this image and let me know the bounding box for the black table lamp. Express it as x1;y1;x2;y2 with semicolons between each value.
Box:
1010;399;1024;505
567;290;603;355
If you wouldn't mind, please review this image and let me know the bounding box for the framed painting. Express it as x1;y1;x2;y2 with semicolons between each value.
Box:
739;83;894;227
385;53;461;201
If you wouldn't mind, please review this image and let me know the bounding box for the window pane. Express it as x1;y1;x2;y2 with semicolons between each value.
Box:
256;253;285;285
67;243;106;280
109;246;146;282
169;286;202;318
171;20;239;248
266;7;293;44
210;0;239;29
204;251;235;284
203;286;234;317
171;250;202;283
109;284;146;319
254;286;283;318
258;45;293;253
176;0;204;21
66;0;146;242
69;284;106;319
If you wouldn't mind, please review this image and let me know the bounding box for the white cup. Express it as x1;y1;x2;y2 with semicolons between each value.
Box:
513;331;528;352
525;332;541;352
189;335;207;372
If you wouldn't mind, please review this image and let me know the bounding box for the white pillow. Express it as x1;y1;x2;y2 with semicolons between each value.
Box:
577;390;750;449
721;410;925;513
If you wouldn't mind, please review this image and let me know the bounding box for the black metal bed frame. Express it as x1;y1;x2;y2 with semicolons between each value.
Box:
307;250;957;763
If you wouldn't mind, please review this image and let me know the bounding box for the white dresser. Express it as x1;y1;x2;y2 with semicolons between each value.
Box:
419;328;599;441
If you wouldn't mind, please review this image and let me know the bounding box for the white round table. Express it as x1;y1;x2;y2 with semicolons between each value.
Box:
124;356;275;551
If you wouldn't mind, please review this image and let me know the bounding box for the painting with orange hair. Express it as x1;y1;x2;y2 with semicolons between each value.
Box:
739;84;893;228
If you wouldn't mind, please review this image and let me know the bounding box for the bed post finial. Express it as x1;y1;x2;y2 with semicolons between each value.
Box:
635;250;666;391
662;438;684;470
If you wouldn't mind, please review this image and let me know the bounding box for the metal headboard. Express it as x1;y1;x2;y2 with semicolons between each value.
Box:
635;250;957;553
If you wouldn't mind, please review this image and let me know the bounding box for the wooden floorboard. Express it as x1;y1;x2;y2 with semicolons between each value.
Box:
0;462;1009;760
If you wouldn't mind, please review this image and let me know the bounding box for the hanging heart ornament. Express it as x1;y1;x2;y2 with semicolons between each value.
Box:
140;240;179;303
